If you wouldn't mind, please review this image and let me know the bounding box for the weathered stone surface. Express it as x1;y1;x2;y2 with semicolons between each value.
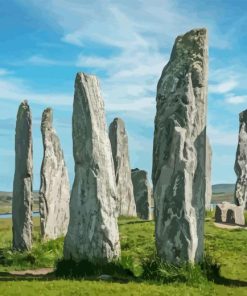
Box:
234;109;247;209
39;108;70;240
205;137;212;210
12;100;33;251
109;118;136;217
131;168;152;220
64;72;120;262
215;202;245;225
152;28;208;264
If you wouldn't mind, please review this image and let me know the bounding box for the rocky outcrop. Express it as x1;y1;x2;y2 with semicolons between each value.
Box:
39;108;70;240
215;202;245;225
205;137;212;210
12;100;33;251
234;110;247;209
152;28;208;264
64;73;120;262
131;168;152;220
109;118;136;217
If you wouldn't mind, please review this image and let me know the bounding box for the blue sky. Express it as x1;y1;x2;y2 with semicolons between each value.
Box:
0;0;247;191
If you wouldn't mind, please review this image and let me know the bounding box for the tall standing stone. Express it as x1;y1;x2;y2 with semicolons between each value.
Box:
64;73;120;262
205;137;212;210
152;28;208;264
39;108;70;240
131;168;152;220
234;109;247;209
12;100;33;251
109;118;136;217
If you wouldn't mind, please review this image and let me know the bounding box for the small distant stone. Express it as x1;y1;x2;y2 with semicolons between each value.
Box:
131;168;153;220
109;118;136;217
215;202;245;225
39;108;70;240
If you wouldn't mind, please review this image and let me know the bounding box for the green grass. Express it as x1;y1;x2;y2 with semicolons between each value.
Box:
0;218;64;271
0;215;247;295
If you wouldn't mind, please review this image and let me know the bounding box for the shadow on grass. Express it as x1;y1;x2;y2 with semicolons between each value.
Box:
0;270;134;284
0;256;247;287
213;276;247;287
55;259;135;281
0;270;247;287
119;220;153;225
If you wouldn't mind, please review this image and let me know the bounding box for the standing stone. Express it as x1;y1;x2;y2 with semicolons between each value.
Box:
109;118;136;217
234;109;247;209
215;202;245;225
205;137;212;210
64;73;120;262
152;28;208;264
12;100;33;251
39;108;70;240
131;168;152;220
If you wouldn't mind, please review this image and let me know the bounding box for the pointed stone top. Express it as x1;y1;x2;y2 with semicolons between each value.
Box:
17;100;31;120
171;28;208;61
175;28;207;43
239;109;247;122
75;72;98;84
19;100;29;109
177;28;207;37
113;117;123;122
131;168;148;177
41;107;53;131
110;117;125;128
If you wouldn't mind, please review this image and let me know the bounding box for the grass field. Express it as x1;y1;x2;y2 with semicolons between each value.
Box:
0;214;246;296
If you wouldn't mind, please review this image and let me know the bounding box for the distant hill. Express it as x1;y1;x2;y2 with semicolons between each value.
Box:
0;191;39;201
211;184;235;204
0;191;39;214
212;184;235;195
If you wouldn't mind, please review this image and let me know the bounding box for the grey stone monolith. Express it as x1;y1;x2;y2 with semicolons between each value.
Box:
152;28;208;264
109;118;136;217
234;110;247;209
131;168;152;220
39;108;70;240
64;72;120;262
205;137;212;210
12;100;33;251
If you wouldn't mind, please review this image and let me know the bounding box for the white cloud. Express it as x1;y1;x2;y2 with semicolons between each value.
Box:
26;55;69;66
207;125;237;146
0;68;11;76
209;78;238;94
17;0;234;124
77;55;112;69
0;75;156;122
10;55;70;67
0;77;72;106
106;97;154;112
225;95;247;105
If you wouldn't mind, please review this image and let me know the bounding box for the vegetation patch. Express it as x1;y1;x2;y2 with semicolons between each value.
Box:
55;258;134;279
141;254;220;286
